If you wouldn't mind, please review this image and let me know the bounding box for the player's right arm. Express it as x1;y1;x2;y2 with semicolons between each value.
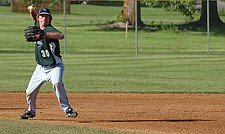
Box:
45;32;64;40
27;5;37;21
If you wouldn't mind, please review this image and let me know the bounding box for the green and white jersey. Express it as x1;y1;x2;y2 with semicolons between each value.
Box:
35;22;62;66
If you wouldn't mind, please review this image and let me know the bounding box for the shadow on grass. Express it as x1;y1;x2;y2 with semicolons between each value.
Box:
94;21;225;35
33;118;214;123
72;50;225;56
78;119;213;123
0;50;33;54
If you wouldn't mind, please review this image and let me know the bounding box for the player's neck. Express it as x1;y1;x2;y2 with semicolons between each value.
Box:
40;25;45;30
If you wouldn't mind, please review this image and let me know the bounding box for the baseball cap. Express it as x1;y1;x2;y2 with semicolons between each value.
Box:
38;8;51;16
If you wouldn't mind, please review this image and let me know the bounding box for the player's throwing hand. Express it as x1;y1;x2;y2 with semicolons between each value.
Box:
27;4;35;12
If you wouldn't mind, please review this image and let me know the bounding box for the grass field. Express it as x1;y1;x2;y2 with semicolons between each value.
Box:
0;3;225;134
0;118;134;134
0;4;225;94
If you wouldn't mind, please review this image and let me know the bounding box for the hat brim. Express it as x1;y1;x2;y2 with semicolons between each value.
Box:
39;13;51;16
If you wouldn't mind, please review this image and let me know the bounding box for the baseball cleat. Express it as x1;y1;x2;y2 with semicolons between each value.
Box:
65;107;78;118
20;109;36;119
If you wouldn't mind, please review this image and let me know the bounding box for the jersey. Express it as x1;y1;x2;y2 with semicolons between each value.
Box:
34;22;62;66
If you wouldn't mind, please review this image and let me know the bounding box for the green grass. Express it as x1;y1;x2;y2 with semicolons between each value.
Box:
0;4;225;94
1;53;225;94
0;119;136;134
1;3;225;134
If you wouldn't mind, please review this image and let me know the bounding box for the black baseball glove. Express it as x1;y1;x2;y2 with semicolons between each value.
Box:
24;26;44;42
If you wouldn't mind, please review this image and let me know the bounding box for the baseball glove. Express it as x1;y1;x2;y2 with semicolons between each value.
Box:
24;26;44;42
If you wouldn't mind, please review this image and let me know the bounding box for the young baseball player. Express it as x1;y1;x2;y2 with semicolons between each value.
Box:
20;5;78;119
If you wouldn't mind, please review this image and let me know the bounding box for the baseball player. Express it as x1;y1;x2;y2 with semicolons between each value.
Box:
20;5;78;119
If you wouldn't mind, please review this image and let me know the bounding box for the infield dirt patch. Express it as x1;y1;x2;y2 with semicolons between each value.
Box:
0;93;225;134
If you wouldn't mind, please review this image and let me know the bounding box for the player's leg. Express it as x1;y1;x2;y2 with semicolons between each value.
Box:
20;86;42;119
49;63;78;118
20;65;45;119
54;82;70;110
54;82;78;118
26;82;43;113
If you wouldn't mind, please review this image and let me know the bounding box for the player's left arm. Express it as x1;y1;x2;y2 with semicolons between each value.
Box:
45;32;64;40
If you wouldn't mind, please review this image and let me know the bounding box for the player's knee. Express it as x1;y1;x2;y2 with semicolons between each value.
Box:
54;83;60;89
54;82;63;89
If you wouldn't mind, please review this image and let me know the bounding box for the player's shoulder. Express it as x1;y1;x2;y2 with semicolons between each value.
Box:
45;24;60;32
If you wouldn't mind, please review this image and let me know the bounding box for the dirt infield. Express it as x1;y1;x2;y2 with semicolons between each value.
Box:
0;93;225;134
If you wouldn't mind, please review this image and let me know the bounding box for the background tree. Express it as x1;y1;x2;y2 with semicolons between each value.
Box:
194;0;224;27
148;0;225;27
121;0;144;26
122;0;225;28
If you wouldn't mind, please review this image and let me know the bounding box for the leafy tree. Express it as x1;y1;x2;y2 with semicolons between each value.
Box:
144;0;225;27
122;0;225;28
142;1;198;20
194;1;224;27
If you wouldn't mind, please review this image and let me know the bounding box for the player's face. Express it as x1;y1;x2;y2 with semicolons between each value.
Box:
38;15;50;27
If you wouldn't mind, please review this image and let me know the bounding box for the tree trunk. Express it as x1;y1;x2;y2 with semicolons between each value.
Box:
192;1;224;27
121;0;144;26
